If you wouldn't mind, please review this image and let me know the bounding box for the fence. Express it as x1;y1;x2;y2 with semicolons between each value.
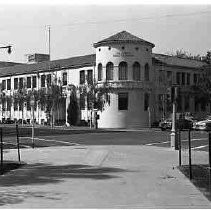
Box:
178;129;211;200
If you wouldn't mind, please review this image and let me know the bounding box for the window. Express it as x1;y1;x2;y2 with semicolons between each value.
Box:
98;63;102;81
118;62;128;80
47;74;52;87
32;76;37;88
176;72;181;85
2;80;6;90
27;77;31;88
7;79;11;90
41;75;46;87
144;63;149;81
87;70;93;85
87;92;93;110
19;78;23;89
80;70;85;84
167;71;172;85
201;102;206;112
187;73;190;85
195;97;199;112
193;74;198;84
159;70;165;84
184;96;190;111
19;101;23;111
181;72;185;85
177;96;182;112
7;98;11;111
106;62;114;80
118;92;128;110
27;100;31;111
133;62;140;81
62;72;67;86
144;93;149;111
14;99;18;111
80;94;85;110
14;78;18;90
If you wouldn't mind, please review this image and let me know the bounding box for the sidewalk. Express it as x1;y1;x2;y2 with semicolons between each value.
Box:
1;145;211;208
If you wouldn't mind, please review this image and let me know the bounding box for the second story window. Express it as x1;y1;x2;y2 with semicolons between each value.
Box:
144;63;150;81
176;72;181;85
106;62;114;80
193;73;198;84
47;74;51;87
167;71;172;85
2;80;6;90
7;79;11;90
19;78;23;89
119;62;128;80
181;72;185;85
41;75;46;88
27;77;31;88
80;70;85;85
187;73;190;85
32;76;37;88
14;78;18;90
133;62;141;81
62;72;67;86
98;63;102;81
87;70;93;85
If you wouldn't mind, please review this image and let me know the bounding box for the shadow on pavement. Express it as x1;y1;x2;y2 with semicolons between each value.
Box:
0;163;128;187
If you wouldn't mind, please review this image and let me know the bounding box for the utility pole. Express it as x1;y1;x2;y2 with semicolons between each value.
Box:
48;25;51;61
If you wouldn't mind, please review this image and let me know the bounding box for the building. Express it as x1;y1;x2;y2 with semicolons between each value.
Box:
0;31;209;128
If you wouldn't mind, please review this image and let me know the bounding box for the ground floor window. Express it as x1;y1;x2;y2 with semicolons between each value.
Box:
118;92;128;110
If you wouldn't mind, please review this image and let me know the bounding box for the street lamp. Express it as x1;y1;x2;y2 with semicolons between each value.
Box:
170;85;179;150
30;95;35;148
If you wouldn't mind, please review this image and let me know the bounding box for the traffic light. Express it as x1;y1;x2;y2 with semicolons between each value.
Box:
167;86;180;103
7;46;12;54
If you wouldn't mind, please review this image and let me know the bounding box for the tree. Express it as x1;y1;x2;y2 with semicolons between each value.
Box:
67;87;78;126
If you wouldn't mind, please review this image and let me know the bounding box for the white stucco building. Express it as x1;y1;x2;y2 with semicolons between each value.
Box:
0;31;210;128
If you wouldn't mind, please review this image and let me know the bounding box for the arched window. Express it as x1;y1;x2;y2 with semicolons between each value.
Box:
118;61;128;80
106;62;114;80
144;63;150;81
98;63;102;81
133;62;141;81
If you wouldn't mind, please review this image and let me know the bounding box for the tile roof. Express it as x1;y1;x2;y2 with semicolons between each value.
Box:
0;52;207;78
0;61;22;68
152;53;207;69
94;31;155;48
0;54;96;77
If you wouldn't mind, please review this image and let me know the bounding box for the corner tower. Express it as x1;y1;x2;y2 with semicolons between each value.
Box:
94;31;155;128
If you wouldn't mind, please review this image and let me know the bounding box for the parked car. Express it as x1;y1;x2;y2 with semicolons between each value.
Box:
159;118;172;131
159;118;193;131
193;118;211;131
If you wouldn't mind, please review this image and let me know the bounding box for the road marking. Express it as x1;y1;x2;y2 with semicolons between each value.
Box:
145;138;207;146
145;141;169;146
21;137;80;146
3;142;31;148
192;145;208;150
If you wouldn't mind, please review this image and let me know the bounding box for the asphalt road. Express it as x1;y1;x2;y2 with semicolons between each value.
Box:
0;125;209;152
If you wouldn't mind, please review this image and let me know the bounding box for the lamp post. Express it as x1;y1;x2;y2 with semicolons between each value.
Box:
30;95;35;148
170;85;179;150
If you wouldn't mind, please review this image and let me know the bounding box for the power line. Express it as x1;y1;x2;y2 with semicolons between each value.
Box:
0;9;210;31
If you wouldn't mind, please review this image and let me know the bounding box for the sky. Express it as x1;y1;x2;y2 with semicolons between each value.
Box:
0;2;210;63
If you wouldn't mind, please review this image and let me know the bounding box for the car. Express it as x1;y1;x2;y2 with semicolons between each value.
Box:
193;119;211;131
159;118;172;131
159;118;193;131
